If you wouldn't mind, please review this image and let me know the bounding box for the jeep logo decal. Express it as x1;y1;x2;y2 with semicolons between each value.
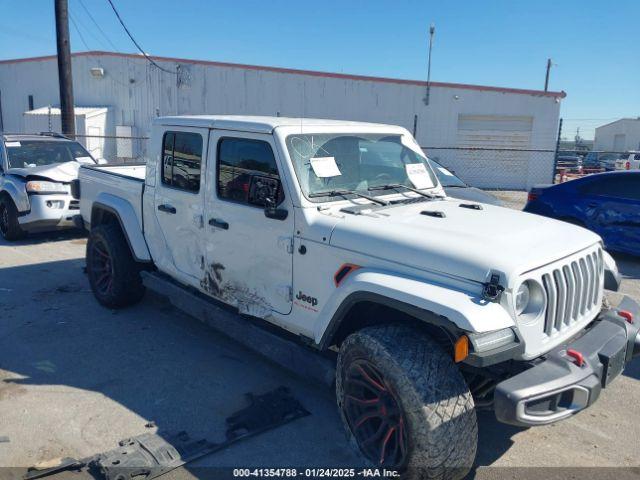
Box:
296;291;318;307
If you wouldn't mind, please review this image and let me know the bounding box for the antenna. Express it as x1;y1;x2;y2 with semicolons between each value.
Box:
423;23;436;106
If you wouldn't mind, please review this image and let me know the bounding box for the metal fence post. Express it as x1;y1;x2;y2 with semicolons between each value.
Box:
551;118;563;184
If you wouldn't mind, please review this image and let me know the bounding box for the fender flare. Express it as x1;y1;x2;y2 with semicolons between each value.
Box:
1;180;30;213
314;268;515;348
91;194;151;262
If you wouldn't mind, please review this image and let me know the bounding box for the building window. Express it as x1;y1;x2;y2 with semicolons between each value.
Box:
161;131;202;192
28;95;34;111
217;137;284;207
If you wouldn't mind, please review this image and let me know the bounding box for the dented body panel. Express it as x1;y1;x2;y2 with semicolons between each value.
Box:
525;171;640;256
1;134;99;233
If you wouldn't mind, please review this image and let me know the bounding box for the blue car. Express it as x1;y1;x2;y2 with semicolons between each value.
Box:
524;171;640;256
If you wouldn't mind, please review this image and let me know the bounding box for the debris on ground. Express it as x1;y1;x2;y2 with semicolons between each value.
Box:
24;457;83;480
23;386;309;480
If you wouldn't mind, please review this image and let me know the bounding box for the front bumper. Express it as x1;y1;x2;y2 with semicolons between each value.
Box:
18;194;80;232
494;296;640;427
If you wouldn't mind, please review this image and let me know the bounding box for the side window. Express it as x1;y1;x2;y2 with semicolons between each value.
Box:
161;131;202;192
217;138;284;207
581;176;640;200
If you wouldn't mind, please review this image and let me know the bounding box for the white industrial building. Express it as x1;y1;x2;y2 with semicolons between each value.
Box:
0;51;565;189
594;118;640;152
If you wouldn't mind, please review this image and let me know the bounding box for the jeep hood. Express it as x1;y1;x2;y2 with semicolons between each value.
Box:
329;199;602;285
7;161;80;183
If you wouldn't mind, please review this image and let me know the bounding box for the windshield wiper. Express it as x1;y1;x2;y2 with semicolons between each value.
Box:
368;183;442;199
308;189;389;206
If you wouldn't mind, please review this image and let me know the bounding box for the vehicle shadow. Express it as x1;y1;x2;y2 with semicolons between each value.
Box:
0;258;361;476
609;252;640;381
0;229;86;247
470;411;525;471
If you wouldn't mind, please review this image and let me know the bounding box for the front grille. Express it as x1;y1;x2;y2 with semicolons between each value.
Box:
541;248;603;337
69;200;80;210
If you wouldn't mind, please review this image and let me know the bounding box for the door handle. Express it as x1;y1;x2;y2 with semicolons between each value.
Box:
587;203;598;208
208;218;229;230
157;204;177;214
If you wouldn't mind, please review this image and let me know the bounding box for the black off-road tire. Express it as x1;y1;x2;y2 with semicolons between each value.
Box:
0;196;26;241
86;223;145;308
336;325;477;479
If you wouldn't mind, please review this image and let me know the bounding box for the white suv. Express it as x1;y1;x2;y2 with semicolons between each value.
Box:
615;151;640;170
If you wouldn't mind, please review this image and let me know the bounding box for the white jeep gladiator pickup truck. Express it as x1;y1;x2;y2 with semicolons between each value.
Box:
77;116;640;477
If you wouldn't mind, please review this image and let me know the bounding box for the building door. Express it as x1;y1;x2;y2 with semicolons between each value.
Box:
613;134;626;152
453;115;534;189
87;126;102;158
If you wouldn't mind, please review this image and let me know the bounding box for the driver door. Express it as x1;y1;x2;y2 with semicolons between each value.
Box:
202;130;293;316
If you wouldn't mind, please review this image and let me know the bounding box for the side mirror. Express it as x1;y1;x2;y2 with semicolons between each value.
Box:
264;196;288;220
249;175;288;220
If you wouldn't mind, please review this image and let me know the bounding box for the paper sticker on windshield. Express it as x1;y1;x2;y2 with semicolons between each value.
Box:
310;157;342;178
75;156;94;164
405;163;435;189
5;141;21;147
437;167;454;176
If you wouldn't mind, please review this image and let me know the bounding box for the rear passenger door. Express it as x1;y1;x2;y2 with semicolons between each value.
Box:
580;174;640;253
153;128;208;285
202;131;293;316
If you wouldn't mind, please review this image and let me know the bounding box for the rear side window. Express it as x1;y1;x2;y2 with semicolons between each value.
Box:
217;137;284;206
161;131;203;192
581;175;640;200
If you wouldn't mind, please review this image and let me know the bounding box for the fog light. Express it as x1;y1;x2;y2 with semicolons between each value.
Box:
468;328;516;352
45;200;64;209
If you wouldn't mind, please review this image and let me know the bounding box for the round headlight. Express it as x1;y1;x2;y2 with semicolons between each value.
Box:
514;280;546;322
515;283;530;315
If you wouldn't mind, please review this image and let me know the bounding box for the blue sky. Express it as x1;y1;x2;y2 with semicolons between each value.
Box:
1;0;638;139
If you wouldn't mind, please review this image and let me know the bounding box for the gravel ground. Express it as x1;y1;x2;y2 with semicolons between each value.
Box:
0;222;638;479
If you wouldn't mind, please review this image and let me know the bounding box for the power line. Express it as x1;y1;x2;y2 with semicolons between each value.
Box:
69;9;109;51
68;11;93;51
76;0;120;52
68;11;131;88
105;0;176;74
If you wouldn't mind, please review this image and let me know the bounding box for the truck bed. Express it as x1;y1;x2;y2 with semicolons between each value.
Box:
78;163;146;229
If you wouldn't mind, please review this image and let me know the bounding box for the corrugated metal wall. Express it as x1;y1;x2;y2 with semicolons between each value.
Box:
0;53;562;188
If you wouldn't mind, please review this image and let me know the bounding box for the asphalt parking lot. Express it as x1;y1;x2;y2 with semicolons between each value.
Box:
1;201;639;479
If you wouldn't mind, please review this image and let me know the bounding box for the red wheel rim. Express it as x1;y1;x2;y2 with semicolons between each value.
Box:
90;239;114;296
343;359;408;468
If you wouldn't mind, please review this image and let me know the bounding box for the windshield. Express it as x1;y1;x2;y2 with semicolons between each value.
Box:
285;133;439;200
5;140;94;169
427;158;467;187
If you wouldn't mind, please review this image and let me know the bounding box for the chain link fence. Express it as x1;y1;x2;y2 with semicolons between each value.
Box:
11;132;632;210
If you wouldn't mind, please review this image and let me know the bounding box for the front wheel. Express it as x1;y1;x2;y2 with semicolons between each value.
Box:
86;224;145;308
0;196;26;241
336;325;477;479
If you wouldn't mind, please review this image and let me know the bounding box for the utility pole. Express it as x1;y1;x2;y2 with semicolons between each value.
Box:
544;58;552;92
54;0;75;137
423;23;435;105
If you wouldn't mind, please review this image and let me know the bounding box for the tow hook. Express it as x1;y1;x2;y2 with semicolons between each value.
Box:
482;273;504;301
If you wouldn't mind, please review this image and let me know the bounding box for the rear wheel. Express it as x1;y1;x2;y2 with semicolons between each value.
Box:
0;196;25;241
86;224;145;308
337;325;477;479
